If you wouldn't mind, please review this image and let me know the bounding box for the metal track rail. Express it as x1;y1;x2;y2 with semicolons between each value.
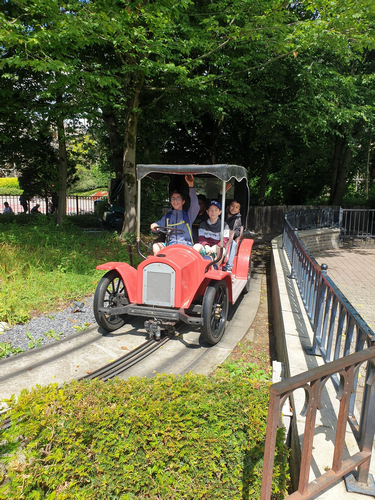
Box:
1;335;173;431
80;336;170;381
1;318;187;431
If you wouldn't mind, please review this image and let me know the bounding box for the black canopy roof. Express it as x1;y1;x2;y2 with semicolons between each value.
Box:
136;164;248;182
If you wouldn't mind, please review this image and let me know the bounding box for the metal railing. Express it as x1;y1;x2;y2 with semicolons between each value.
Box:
261;346;375;499
0;194;98;215
260;210;375;498
283;221;375;365
339;208;375;246
285;207;339;231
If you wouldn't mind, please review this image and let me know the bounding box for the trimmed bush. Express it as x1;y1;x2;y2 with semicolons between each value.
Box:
0;178;22;195
0;370;289;499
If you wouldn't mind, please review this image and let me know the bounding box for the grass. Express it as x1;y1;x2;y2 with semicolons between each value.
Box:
68;187;108;196
0;216;142;325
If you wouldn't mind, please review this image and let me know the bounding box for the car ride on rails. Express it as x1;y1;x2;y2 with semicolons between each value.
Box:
93;164;254;345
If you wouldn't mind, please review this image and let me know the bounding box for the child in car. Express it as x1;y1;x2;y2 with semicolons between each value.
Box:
193;200;229;263
150;174;199;255
223;200;242;272
192;194;209;243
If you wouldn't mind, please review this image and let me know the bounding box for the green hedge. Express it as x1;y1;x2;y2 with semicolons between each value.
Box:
0;369;289;499
0;178;22;195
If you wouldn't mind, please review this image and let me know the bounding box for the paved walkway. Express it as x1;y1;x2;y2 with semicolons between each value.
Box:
314;247;375;332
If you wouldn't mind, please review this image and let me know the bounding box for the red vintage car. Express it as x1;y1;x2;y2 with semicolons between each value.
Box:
93;164;253;345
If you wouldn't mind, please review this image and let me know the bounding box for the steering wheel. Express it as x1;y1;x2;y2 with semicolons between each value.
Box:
153;226;185;236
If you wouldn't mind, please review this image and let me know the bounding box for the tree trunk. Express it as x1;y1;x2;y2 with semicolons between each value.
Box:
365;134;372;199
57;119;68;225
329;135;352;206
122;76;144;234
102;107;124;178
329;134;344;201
258;146;270;206
331;145;352;205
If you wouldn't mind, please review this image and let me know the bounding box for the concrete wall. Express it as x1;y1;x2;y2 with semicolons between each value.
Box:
298;228;340;253
270;239;301;490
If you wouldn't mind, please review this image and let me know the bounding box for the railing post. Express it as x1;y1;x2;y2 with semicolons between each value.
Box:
76;195;79;215
282;213;287;249
260;388;281;500
345;358;375;494
261;348;375;500
297;381;319;495
287;228;297;279
307;264;328;357
332;366;353;472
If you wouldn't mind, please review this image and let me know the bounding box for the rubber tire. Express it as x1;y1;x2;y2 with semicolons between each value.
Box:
201;281;229;345
243;264;251;294
93;270;127;332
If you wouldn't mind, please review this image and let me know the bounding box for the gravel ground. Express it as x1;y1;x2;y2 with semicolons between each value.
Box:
0;296;96;357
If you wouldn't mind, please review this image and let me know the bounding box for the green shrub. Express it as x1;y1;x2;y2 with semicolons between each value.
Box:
0;178;22;195
0;371;289;499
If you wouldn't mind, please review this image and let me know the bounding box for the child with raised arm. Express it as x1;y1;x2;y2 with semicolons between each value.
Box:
193;200;229;263
150;174;199;255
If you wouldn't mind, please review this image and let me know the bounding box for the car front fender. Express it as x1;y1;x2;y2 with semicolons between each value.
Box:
96;262;137;303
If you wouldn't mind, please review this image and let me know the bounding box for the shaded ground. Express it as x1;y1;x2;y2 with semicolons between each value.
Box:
228;236;278;374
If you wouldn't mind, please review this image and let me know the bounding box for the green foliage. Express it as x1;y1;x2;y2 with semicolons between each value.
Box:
1;0;375;212
72;322;91;332
68;173;100;194
141;177;169;227
219;361;270;381
341;183;375;208
43;329;63;341
0;178;21;195
25;331;43;349
0;370;289;499
65;214;104;229
0;217;138;324
68;135;110;194
0;341;23;359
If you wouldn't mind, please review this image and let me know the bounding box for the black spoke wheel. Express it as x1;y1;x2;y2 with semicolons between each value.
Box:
201;281;228;345
94;270;127;332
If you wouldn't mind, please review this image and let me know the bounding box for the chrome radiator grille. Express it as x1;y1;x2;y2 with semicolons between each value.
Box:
143;263;175;307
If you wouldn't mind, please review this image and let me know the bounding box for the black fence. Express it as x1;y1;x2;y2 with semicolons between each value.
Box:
247;205;340;234
339;208;375;246
282;206;375;247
